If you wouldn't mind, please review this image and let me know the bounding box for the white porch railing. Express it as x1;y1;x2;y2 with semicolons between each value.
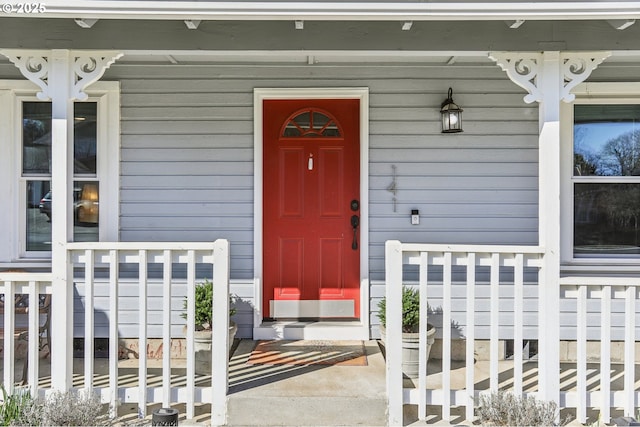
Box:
560;276;640;424
0;272;52;396
385;241;640;426
385;241;546;425
65;240;231;425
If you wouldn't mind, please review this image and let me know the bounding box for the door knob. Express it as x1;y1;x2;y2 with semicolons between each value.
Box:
351;215;359;250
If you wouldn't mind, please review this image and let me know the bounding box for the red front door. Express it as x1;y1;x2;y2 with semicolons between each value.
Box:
263;98;360;319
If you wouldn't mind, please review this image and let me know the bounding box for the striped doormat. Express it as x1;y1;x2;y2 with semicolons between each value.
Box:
247;340;367;366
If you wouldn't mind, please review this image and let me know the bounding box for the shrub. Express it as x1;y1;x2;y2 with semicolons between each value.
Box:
181;279;237;331
377;286;421;333
12;390;108;426
477;390;564;426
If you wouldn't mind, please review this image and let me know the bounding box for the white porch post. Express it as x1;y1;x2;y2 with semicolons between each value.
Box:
50;49;76;391
1;49;121;391
535;51;562;402
385;240;404;426
211;239;231;426
490;51;608;405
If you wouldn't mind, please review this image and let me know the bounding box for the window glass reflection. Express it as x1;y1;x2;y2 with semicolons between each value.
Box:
574;105;640;176
23;103;52;174
26;180;51;251
74;181;99;242
26;181;99;249
74;103;97;174
574;183;640;254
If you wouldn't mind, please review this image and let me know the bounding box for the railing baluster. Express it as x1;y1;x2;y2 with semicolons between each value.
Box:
3;281;15;391
600;285;611;424
0;274;51;396
109;249;119;419
138;249;148;419
27;280;39;391
490;253;500;392
442;251;452;421
465;253;476;422
624;285;636;417
186;250;196;420
576;284;587;424
162;250;173;408
418;252;429;421
513;253;524;396
84;249;95;393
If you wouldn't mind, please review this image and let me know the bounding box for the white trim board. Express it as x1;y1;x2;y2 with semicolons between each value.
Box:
270;300;355;318
253;87;370;341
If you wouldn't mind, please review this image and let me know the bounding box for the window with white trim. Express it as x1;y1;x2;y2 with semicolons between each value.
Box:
567;85;640;259
23;101;101;252
0;81;119;263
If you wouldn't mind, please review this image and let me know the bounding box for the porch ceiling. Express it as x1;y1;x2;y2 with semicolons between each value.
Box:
2;17;640;53
11;1;640;21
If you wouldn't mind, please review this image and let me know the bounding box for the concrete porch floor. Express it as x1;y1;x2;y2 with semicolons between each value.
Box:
226;339;387;426
4;341;638;426
4;340;389;426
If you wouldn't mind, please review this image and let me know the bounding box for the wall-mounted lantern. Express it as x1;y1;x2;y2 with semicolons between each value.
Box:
440;87;463;133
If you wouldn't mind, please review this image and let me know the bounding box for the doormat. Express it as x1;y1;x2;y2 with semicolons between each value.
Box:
247;340;367;366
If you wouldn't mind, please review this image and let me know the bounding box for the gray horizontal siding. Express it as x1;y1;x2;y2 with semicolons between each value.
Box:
72;279;253;339
107;62;539;281
102;62;541;338
0;63;22;79
590;62;640;82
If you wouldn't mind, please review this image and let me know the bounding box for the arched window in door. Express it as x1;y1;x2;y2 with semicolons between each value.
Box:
281;109;342;138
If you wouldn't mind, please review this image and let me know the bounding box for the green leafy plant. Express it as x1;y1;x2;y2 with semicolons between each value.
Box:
377;286;422;333
477;390;566;427
181;279;236;331
0;384;32;426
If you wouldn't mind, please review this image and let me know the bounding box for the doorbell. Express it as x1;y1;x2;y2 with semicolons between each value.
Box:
411;209;420;225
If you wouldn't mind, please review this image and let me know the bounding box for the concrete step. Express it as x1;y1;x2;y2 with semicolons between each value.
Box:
227;395;387;426
226;339;387;426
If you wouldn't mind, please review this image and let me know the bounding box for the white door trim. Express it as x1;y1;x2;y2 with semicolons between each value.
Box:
253;87;370;340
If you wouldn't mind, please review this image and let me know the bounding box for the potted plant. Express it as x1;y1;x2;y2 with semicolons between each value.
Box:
182;279;237;375
377;286;436;378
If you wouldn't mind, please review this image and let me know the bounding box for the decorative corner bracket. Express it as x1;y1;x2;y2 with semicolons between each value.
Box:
489;52;542;104
0;49;51;100
71;51;123;100
0;49;122;101
560;52;610;102
489;51;611;104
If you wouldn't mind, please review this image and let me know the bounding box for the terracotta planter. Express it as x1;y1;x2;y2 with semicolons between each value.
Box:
379;323;436;378
193;321;238;375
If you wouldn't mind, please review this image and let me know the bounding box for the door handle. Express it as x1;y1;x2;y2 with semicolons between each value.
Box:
351;215;359;250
